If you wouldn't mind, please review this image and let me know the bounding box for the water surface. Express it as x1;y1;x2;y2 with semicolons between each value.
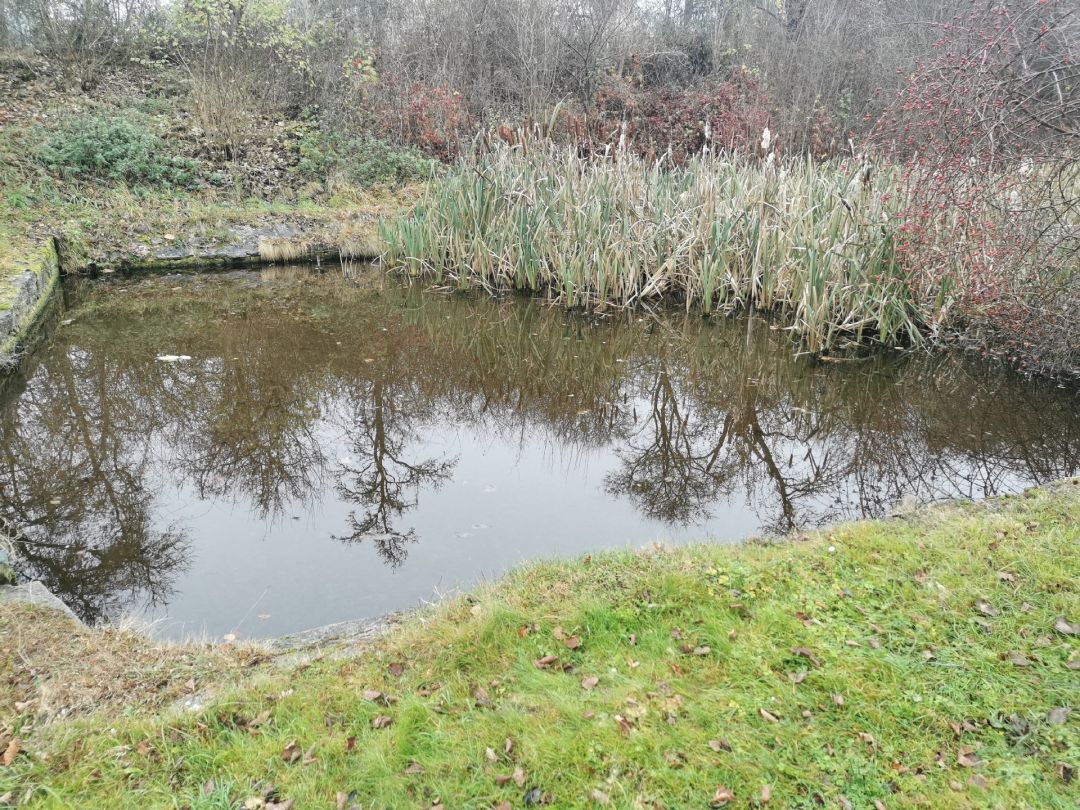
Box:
2;267;1077;638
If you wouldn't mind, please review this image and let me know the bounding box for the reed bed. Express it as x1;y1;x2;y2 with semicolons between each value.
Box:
381;146;923;353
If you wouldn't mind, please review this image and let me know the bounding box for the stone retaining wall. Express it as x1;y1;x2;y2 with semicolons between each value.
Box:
0;238;61;372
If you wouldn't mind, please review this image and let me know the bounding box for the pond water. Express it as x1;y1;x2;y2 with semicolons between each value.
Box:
2;267;1078;639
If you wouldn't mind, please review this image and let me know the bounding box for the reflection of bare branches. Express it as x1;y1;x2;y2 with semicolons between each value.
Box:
0;351;191;624
332;380;456;566
604;368;737;524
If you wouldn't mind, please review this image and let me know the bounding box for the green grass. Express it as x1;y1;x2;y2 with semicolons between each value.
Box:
3;484;1078;808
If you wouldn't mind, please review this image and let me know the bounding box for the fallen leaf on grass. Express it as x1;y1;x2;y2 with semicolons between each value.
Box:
282;740;301;764
996;571;1016;583
514;767;526;788
564;635;582;650
974;599;999;617
957;748;982;768
707;738;732;753
832;694;845;706
1053;616;1079;635
473;686;494;708
495;803;512;810
968;774;990;790
534;654;558;669
590;788;610;804
710;785;735;806
371;715;393;729
387;662;405;677
581;676;600;690
857;732;877;749
692;646;711;656
249;709;271;728
1;739;20;767
790;669;808;684
403;762;424;775
759;784;772;804
1008;652;1033;667
345;736;356;752
1047;707;1070;725
759;708;779;723
302;745;317;765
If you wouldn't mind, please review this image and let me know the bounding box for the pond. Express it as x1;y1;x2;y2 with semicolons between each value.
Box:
1;266;1077;639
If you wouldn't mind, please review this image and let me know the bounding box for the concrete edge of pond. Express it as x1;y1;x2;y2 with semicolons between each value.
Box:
0;238;62;375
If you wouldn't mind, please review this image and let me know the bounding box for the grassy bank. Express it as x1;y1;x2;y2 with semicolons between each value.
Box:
2;483;1077;807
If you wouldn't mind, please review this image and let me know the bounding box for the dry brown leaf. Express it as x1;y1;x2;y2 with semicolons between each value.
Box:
282;740;301;764
974;599;999;617
1047;707;1070;725
832;693;845;706
371;715;393;730
1008;652;1033;667
692;646;711;656
302;745;317;765
590;788;610;805
581;676;600;690
759;708;779;723
564;636;582;650
1053;616;1079;635
534;654;558;669
403;762;424;775
760;784;772;804
707;738;731;753
957;747;982;768
1;739;19;767
387;662;405;677
710;785;735;806
513;766;526;788
790;669;808;684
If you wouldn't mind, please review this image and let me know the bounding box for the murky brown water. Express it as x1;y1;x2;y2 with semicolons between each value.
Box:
1;266;1077;639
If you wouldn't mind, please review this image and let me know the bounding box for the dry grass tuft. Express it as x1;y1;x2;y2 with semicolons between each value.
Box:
257;236;310;262
0;604;266;729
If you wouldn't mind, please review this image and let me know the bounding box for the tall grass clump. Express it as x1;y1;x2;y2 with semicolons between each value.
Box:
381;145;924;353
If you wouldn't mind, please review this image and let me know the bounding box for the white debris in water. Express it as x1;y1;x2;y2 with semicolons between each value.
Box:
156;354;192;362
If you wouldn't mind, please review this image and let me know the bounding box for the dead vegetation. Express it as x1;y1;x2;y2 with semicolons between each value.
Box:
0;604;266;731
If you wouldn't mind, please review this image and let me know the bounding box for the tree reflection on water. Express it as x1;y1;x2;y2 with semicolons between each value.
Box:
0;274;1076;623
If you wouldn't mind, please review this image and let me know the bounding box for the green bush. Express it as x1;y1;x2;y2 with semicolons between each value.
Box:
296;130;434;188
37;113;201;188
